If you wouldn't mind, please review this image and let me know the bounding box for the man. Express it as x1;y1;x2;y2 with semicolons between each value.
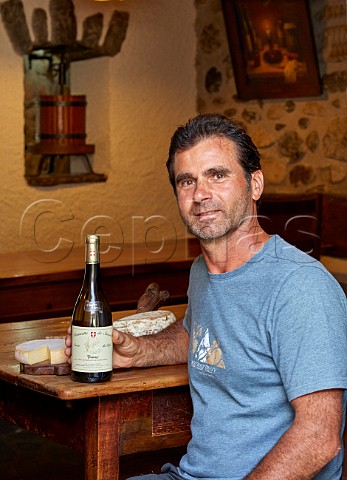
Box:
66;113;347;479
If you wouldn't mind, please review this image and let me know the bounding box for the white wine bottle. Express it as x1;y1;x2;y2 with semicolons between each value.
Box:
71;234;113;383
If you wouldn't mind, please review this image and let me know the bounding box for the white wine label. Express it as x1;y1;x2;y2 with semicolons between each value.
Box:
72;325;113;373
84;300;103;313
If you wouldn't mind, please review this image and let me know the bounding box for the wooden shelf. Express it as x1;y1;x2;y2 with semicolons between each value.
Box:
25;171;107;186
27;143;95;155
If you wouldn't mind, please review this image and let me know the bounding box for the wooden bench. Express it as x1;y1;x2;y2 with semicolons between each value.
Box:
0;239;200;323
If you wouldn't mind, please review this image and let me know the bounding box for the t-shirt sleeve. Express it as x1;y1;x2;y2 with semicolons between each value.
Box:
183;296;192;334
270;266;347;402
183;257;201;334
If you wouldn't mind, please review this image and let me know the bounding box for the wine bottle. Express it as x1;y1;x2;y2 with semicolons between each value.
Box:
71;234;113;383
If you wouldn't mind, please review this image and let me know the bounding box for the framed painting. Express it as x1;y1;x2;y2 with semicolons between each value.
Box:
221;0;322;100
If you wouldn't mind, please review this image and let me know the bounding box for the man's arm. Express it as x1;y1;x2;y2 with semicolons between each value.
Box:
111;317;189;368
245;389;344;479
65;317;189;369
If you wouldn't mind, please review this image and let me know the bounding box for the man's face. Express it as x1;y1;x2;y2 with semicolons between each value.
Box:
174;136;257;241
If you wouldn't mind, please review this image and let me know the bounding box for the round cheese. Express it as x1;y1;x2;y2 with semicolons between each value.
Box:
15;338;68;365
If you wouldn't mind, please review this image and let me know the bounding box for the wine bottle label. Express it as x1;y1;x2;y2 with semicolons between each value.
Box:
71;325;113;373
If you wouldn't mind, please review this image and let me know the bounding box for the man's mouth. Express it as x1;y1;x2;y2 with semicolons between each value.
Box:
194;210;220;221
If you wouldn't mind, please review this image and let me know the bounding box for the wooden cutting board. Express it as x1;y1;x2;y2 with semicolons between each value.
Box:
20;362;71;375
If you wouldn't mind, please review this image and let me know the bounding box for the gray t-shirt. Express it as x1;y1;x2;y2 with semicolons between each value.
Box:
179;235;347;480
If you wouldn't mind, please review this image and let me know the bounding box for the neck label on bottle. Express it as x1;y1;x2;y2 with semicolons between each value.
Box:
85;235;100;264
86;246;98;264
84;300;103;313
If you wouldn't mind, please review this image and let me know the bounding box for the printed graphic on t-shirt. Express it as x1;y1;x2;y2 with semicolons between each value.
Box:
191;322;225;374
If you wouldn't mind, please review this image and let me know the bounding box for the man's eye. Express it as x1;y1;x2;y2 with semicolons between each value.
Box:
179;179;195;188
212;172;225;181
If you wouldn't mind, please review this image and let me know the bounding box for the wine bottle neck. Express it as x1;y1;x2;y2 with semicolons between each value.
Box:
85;238;100;264
84;262;101;290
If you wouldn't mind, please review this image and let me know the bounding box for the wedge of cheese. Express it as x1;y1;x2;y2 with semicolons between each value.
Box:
15;339;68;365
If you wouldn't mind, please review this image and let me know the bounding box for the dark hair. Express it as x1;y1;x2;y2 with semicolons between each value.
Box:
166;113;261;194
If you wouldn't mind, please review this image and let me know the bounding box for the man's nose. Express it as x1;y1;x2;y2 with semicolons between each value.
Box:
193;178;212;203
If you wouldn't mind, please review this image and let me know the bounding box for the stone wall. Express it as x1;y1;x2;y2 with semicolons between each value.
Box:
195;0;347;197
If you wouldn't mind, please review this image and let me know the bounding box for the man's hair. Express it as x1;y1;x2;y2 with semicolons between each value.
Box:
166;113;261;194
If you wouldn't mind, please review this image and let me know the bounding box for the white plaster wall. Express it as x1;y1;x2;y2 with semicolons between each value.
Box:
0;0;197;253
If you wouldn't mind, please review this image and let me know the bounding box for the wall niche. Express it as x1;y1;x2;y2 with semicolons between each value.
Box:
0;0;129;186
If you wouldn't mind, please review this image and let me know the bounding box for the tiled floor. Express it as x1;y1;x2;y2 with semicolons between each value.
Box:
0;419;186;480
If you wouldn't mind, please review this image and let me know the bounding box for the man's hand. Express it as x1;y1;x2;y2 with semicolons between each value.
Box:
64;324;140;369
112;328;140;368
64;324;72;364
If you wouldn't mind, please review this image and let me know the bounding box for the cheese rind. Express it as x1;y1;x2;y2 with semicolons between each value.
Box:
15;343;49;365
15;339;68;365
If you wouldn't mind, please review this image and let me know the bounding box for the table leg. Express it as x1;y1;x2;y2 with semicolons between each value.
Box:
84;395;121;480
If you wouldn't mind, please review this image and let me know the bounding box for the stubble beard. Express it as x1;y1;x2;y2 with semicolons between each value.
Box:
181;210;234;241
181;202;252;244
180;191;254;243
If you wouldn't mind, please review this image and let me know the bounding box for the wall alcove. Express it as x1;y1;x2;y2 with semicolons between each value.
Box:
0;0;129;186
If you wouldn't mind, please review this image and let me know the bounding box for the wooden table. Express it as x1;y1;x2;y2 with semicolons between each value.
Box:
0;305;192;480
0;239;200;323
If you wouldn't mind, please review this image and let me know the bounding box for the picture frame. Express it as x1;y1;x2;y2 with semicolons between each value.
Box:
221;0;322;100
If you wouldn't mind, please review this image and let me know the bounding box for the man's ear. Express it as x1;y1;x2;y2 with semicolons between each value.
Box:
251;170;264;201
